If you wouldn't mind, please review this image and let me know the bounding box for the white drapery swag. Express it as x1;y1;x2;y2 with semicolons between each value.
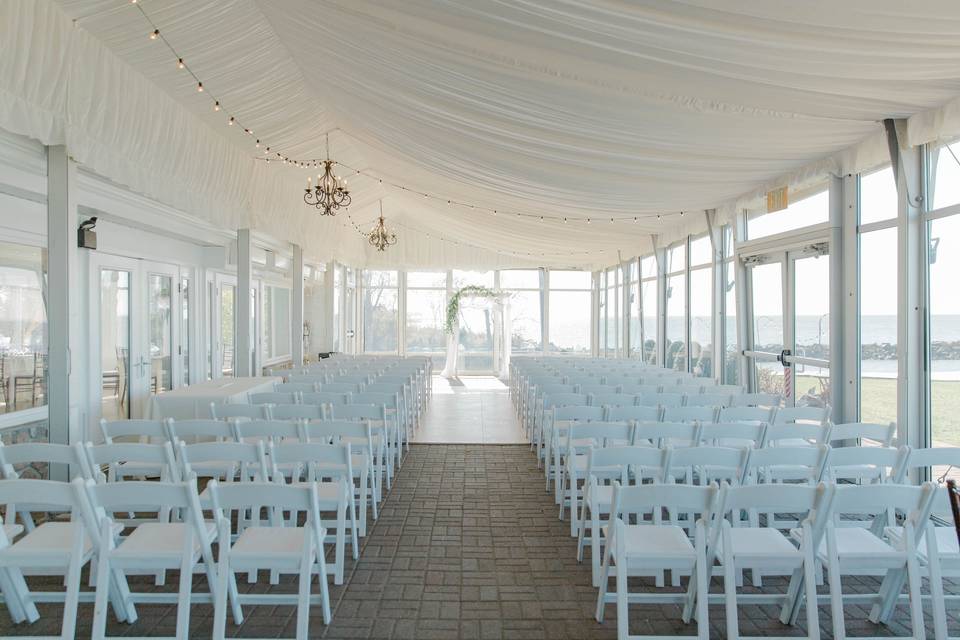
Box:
441;296;512;380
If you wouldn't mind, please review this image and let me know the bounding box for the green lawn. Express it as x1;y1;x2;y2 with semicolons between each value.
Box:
795;375;960;447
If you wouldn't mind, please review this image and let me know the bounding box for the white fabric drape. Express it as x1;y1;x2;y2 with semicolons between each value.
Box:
6;0;960;269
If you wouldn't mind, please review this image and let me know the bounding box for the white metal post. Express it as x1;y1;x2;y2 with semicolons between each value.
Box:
236;228;252;377
734;210;751;389
292;244;304;366
46;146;80;454
840;174;859;424
707;211;724;383
886;119;926;453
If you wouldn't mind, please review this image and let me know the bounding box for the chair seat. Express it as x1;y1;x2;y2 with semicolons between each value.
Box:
617;524;695;565
229;526;313;572
7;522;93;557
113;522;216;561
885;525;960;561
793;526;900;562
586;485;613;510
721;527;801;565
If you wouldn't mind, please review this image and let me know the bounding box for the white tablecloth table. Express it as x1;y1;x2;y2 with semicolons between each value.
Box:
146;377;281;420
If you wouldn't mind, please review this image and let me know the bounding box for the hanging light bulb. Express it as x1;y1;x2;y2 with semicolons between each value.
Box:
228;116;235;126
177;58;185;69
149;29;159;40
213;101;220;111
196;82;203;92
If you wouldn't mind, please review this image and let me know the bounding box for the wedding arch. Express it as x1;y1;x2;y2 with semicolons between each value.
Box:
441;286;512;379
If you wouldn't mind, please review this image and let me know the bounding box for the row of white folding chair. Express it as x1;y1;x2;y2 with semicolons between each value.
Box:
594;480;940;640
98;417;379;543
0;474;336;639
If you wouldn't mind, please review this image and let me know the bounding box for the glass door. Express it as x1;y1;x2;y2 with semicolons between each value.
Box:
216;274;237;377
743;247;830;406
91;256;184;426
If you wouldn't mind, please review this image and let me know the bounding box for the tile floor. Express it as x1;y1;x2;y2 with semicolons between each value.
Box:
415;377;526;444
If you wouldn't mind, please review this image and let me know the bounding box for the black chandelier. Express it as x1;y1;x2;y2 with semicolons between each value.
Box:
368;201;398;252
304;133;351;216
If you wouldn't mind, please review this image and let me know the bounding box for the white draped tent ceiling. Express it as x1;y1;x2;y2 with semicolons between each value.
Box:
6;0;960;268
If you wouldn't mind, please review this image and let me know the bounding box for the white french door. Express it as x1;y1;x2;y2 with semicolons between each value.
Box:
743;245;831;407
90;255;184;427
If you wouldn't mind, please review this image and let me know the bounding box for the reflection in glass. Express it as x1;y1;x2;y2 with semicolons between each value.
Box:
100;269;130;420
508;290;541;352
406;289;446;354
363;272;399;353
0;242;48;414
148;274;173;394
665;274;686;371
181;277;190;386
793;255;830;407
640;279;658;364
221;284;235;376
750;262;783;395
689;267;712;377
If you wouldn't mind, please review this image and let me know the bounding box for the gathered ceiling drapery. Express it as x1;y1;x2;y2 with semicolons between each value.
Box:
5;0;960;268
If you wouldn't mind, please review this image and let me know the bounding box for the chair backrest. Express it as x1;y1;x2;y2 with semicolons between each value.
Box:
207;479;326;537
166;418;235;443
553;405;605;423
589;393;637;408
364;383;403;396
685;393;732;408
177;440;269;480
577;384;618;395
275;382;318;393
542;393;589;409
320;382;364;394
829;482;937;533
633;421;702;447
605;405;660;422
823;445;908;483
611;481;719;527
744;445;829;484
231;419;302;443
699;422;767;448
301;391;353;406
718;406;775;424
666;446;750;485
268;442;352;482
640;392;684;408
286;374;327;385
84;441;180;483
328;375;371;385
898;447;960;494
771;405;829;427
538;383;576;396
83;478;206;535
350;391;398;409
717;482;828;532
0;478;82;514
565;422;635;451
618;383;661;395
249;391;300;405
828;422;896;447
764;423;831;447
662;406;717;424
730;392;781;408
209;403;268;420
302;419;372;444
586;445;669;483
99;418;167;443
267;404;325;421
713;384;746;395
0;442;92;480
674;384;705;396
330;404;386;422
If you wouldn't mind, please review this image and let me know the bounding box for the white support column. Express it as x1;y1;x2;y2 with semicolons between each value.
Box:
47;146;82;455
828;175;847;425
706;210;724;382
590;271;599;357
653;235;666;367
292;244;304;366
540;268;548;356
734;210;751;389
840;173;860;424
236;228;253;377
886;119;925;452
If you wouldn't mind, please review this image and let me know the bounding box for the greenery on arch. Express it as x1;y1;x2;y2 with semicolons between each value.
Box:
445;285;501;334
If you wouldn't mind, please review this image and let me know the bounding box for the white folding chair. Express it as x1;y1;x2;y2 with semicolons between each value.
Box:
685;393;732;408
590;393;638;408
710;482;830;640
814;483;937;640
665;446;750;487
730;393;781;408
547;406;605;493
605;405;660;423
633;421;702;448
0;442;92;532
275;382;319;394
268;404;325;421
698;422;767;449
639;392;684;408
718;406;775;424
827;422;896;447
82;478;221;640
0;478;100;638
595;482;719;640
662;406;718;424
208;480;332;639
575;446;669;586
268;442;356;585
97;419;169;479
327;405;389;504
